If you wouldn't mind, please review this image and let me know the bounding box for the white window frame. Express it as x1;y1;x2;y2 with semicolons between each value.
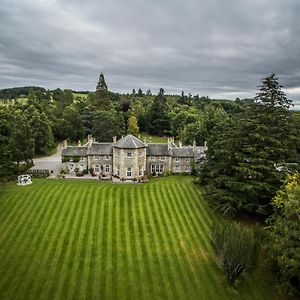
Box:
175;165;180;172
175;157;179;162
95;164;100;173
151;164;164;174
127;167;132;177
127;152;132;158
105;164;110;173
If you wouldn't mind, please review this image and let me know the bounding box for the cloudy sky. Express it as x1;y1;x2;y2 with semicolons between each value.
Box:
1;0;300;100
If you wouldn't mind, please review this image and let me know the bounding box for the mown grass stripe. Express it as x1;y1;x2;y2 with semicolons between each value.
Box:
66;185;95;299
169;182;218;298
0;185;53;294
45;187;83;300
79;186;98;299
142;185;172;298
147;184;177;299
26;184;74;299
158;182;199;296
11;184;64;299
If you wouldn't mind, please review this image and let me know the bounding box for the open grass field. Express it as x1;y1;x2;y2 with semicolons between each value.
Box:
0;176;276;299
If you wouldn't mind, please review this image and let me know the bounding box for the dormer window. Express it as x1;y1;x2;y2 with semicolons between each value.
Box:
127;152;132;157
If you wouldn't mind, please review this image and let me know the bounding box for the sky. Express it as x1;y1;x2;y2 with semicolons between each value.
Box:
1;0;300;101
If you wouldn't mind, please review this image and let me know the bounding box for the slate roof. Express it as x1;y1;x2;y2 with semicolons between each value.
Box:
61;146;88;156
146;144;172;156
87;143;113;155
113;134;147;149
193;146;207;162
172;146;194;157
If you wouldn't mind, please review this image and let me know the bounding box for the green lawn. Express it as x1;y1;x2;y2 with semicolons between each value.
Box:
140;132;169;143
0;176;276;299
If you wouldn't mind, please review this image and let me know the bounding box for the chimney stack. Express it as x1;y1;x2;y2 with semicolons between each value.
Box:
113;136;117;143
178;141;182;148
193;140;196;151
78;140;81;147
167;138;172;151
204;141;207;149
88;134;93;148
63;140;67;149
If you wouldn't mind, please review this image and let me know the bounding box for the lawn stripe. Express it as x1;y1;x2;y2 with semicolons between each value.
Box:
11;184;64;299
0;185;52;295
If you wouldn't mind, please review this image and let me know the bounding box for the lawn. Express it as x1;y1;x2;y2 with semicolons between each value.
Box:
139;132;169;143
0;176;276;299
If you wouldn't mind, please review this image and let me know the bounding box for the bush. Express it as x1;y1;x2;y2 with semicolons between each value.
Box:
211;222;262;287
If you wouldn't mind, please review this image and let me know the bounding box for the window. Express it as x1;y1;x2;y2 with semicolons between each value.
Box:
185;166;190;172
105;165;110;173
105;155;110;160
95;164;100;173
151;164;164;174
175;157;179;162
175;165;180;172
127;167;132;177
116;166;120;176
185;158;190;162
160;156;165;161
127;152;132;157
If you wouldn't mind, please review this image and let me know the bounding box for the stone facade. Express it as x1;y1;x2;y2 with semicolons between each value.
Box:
61;134;207;180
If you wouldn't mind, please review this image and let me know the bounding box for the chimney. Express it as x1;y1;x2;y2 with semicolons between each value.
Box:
88;134;93;148
167;138;172;151
204;141;207;149
78;140;81;147
113;136;117;143
178;141;182;148
149;137;152;143
193;140;196;151
63;140;67;149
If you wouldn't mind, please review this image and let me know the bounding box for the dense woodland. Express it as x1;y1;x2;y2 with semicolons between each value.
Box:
0;74;299;296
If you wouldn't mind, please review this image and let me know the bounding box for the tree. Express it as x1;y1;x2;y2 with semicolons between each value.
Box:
211;222;262;287
92;110;125;141
94;73;110;110
0;108;14;179
28;109;54;154
128;115;139;136
60;106;84;141
10;112;34;166
267;172;300;297
199;74;294;216
147;88;170;135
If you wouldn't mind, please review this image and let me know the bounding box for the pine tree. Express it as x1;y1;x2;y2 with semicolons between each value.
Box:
199;74;294;216
94;73;110;110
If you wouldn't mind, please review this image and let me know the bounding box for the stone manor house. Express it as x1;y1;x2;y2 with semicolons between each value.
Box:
61;134;207;180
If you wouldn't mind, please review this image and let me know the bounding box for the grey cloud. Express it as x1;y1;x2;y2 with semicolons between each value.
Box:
0;0;300;100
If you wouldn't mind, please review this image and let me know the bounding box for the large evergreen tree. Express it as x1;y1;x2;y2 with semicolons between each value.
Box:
199;74;294;216
147;88;170;135
94;73;110;110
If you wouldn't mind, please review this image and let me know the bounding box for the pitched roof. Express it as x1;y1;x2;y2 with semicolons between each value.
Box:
113;134;147;149
172;146;194;157
61;146;88;156
87;143;113;155
146;144;172;156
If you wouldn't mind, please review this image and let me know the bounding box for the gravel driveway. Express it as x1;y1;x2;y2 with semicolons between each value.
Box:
30;144;63;176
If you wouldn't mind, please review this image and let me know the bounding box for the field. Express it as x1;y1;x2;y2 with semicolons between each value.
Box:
0;176;276;299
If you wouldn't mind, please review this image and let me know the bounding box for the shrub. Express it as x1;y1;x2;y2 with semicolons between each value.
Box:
211;222;262;287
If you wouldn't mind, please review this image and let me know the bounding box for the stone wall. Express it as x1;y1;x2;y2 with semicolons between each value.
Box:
113;148;146;179
88;155;113;175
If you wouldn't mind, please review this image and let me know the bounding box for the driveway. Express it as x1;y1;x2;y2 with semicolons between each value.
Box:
30;144;63;176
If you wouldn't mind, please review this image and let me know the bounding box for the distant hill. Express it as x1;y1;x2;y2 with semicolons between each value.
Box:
0;86;46;100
